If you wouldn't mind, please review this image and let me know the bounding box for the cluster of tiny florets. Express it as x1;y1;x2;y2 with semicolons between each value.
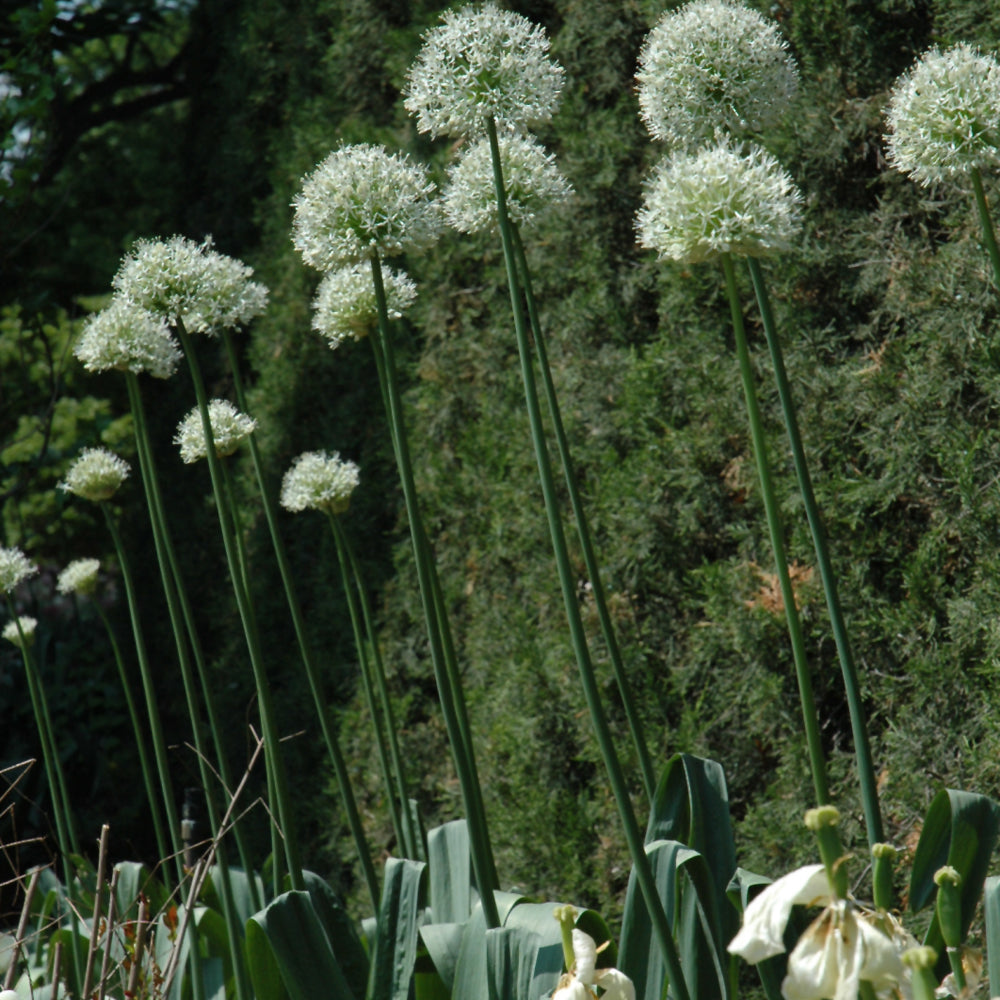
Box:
174;400;257;464
280;451;360;515
312;265;418;350
112;235;269;335
74;296;181;378
637;140;802;264
292;145;441;271
404;2;564;139
0;546;37;594
56;558;101;597
60;448;131;502
3;616;37;649
443;133;573;234
636;0;798;151
885;43;1000;185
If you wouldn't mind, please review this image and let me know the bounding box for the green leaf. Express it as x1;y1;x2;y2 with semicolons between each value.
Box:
451;892;525;998
427;820;475;924
984;876;1000;995
368;857;426;1000
113;861;167;923
420;923;465;993
301;870;368;998
244;918;289;1000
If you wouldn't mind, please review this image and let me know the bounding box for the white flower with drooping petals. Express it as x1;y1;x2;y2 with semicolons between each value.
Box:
292;145;441;271
74;296;181;378
553;929;635;1000
312;265;418;350
280;451;360;515
60;448;131;502
174;400;257;464
442;133;573;234
636;0;798;151
56;558;101;597
637;139;802;264
112;235;269;335
0;546;37;594
3;615;37;649
886;43;1000;186
404;2;564;139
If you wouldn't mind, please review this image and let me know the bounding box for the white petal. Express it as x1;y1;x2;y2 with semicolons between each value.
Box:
572;929;598;985
552;980;590;1000
729;865;832;963
595;967;636;1000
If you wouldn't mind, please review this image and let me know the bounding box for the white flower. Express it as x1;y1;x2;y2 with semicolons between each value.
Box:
112;235;269;335
74;296;181;378
637;139;802;264
292;145;441;271
442;133;573;234
312;265;417;350
885;43;1000;185
280;451;360;515
56;558;101;596
0;547;37;594
174;400;256;464
3;615;37;649
553;929;635;1000
404;2;564;139
636;0;798;151
60;448;131;502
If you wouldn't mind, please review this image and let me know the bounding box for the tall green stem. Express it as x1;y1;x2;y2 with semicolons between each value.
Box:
971;167;1000;292
747;257;883;847
486;116;690;1000
721;253;829;807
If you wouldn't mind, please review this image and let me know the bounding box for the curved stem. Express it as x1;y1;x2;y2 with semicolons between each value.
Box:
971;167;1000;293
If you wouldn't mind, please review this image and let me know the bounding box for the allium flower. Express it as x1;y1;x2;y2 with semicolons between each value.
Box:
636;0;798;151
312;265;417;350
0;546;37;594
292;145;441;271
442;133;573;234
60;448;130;502
637;140;802;264
552;929;635;1000
404;2;564;139
3;615;37;649
174;399;256;464
280;451;360;515
74;296;181;378
56;558;101;597
112;235;269;335
885;43;1000;186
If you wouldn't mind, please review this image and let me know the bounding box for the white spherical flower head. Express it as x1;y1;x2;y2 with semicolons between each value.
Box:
3;615;37;649
112;235;269;335
636;0;798;151
886;43;1000;185
60;447;131;502
74;296;181;378
0;546;37;594
312;265;418;350
56;558;101;597
280;451;360;515
443;133;573;234
404;2;564;139
637;140;802;264
292;145;441;271
174;399;257;464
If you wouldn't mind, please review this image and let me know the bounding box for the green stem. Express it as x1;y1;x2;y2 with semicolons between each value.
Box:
721;252;829;807
971;167;1000;293
511;224;657;802
747;257;882;847
486;116;690;1000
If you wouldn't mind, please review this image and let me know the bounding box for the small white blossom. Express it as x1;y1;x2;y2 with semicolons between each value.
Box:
0;546;37;594
74;296;181;378
3;615;37;649
112;235;269;335
886;43;1000;185
442;133;573;234
280;451;360;515
312;265;417;350
174;399;256;464
553;929;635;1000
637;139;802;264
636;0;798;151
56;558;101;596
292;145;441;271
60;448;131;502
404;2;564;139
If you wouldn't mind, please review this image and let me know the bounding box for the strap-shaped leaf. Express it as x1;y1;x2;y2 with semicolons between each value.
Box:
302;870;368;998
368;857;427;1000
420;922;465;993
450;891;527;998
427;820;475;924
984;876;1000;995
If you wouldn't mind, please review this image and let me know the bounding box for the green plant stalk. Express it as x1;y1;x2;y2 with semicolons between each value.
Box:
511;224;656;802
721;252;829;807
747;257;883;847
337;516;419;859
219;330;379;907
369;254;500;927
971;167;1000;292
174;319;304;892
486;116;691;1000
